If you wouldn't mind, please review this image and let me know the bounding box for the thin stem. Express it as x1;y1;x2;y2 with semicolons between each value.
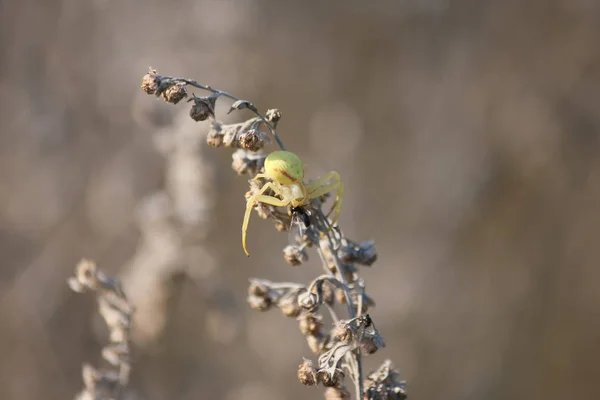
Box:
316;208;365;399
162;76;287;150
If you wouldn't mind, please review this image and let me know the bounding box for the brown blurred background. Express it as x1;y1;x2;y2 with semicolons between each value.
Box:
1;0;600;399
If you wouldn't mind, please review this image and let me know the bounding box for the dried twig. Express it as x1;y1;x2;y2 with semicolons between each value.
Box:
140;67;408;399
68;259;134;400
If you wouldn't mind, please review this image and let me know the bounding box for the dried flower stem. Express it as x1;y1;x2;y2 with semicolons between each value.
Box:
140;68;407;399
68;259;134;400
158;74;286;150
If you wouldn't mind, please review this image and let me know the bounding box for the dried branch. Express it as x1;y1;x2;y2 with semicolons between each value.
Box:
68;259;133;400
140;68;408;399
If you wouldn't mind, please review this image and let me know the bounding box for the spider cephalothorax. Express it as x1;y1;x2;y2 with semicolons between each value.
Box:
242;150;343;256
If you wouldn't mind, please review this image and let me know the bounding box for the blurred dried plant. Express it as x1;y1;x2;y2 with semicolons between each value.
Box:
68;259;133;400
138;68;408;399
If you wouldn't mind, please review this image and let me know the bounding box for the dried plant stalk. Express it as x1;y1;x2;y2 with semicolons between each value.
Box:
138;67;408;399
68;259;134;400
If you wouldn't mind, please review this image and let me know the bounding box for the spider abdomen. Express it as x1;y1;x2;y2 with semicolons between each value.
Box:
264;151;305;185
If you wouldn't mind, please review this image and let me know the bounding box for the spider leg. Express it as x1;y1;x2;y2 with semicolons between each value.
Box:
252;173;269;181
242;182;290;256
306;171;343;228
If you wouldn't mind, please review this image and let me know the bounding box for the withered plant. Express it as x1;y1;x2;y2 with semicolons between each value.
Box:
69;68;408;400
68;260;133;400
139;68;408;399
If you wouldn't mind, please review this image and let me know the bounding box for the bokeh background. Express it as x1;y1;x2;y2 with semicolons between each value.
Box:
1;0;600;399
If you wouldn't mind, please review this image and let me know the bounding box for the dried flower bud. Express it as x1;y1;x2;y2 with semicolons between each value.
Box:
239;129;266;151
298;314;324;336
306;334;328;354
279;295;302;318
231;149;266;176
298;291;320;313
141;69;160;95
322;282;335;305
297;359;318;386
162;83;187;104
324;386;351;399
318;368;345;387
247;295;272;312
284;245;308;266
266;108;282;123
273;219;288;232
339;240;377;266
189;94;217;121
248;280;270;297
206;121;224;147
333;322;352;343
335;288;347;304
365;360;408;400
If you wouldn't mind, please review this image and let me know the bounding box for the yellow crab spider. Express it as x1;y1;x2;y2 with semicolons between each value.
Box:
242;150;343;256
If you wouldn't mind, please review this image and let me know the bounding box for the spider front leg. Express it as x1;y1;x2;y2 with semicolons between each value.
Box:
242;182;290;256
306;171;344;229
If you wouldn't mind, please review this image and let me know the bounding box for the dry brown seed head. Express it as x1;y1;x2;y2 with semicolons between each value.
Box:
189;95;217;121
141;70;160;95
333;322;352;343
298;314;323;336
265;108;282;123
279;296;302;318
306;334;328;354
339;240;378;266
206;121;224;148
283;245;308;266
322;283;335;305
318;369;344;387
162;83;187;104
335;288;346;304
273;219;288;232
297;359;317;386
239;129;265;151
248;280;270;297
247;295;272;312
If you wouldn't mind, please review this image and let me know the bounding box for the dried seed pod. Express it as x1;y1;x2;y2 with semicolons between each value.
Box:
297;359;318;386
306;334;328;354
298;314;324;336
265;108;282;123
335;288;347;304
231;149;266;176
239;129;265;151
318;368;345;387
333;321;352;343
247;295;272;312
339;240;378;266
162;83;187;104
279;295;302;318
284;245;308;266
248;280;271;297
322;282;335;305
364;360;408;400
141;69;160;95
206;120;225;147
189;94;217;121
